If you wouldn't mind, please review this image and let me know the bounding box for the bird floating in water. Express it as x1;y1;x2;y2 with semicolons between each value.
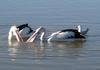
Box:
8;24;34;42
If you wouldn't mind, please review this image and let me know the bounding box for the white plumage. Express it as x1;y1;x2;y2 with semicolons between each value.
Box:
48;31;75;41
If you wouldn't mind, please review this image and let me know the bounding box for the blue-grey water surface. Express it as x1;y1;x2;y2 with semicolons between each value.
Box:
0;0;100;70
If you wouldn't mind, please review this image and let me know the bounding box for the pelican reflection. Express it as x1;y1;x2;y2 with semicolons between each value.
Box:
48;39;86;48
8;40;46;61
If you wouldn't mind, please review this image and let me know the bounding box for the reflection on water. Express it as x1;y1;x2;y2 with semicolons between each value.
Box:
48;40;86;58
8;40;46;61
48;39;86;48
8;39;86;62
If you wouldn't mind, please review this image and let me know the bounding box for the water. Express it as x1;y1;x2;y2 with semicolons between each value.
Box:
0;0;100;70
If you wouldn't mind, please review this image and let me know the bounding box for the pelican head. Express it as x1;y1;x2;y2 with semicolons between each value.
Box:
37;27;46;41
8;26;18;41
77;25;89;35
8;25;24;42
77;25;81;33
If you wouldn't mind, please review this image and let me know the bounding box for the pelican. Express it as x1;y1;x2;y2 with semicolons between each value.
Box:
47;29;85;42
8;24;34;42
47;25;89;42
